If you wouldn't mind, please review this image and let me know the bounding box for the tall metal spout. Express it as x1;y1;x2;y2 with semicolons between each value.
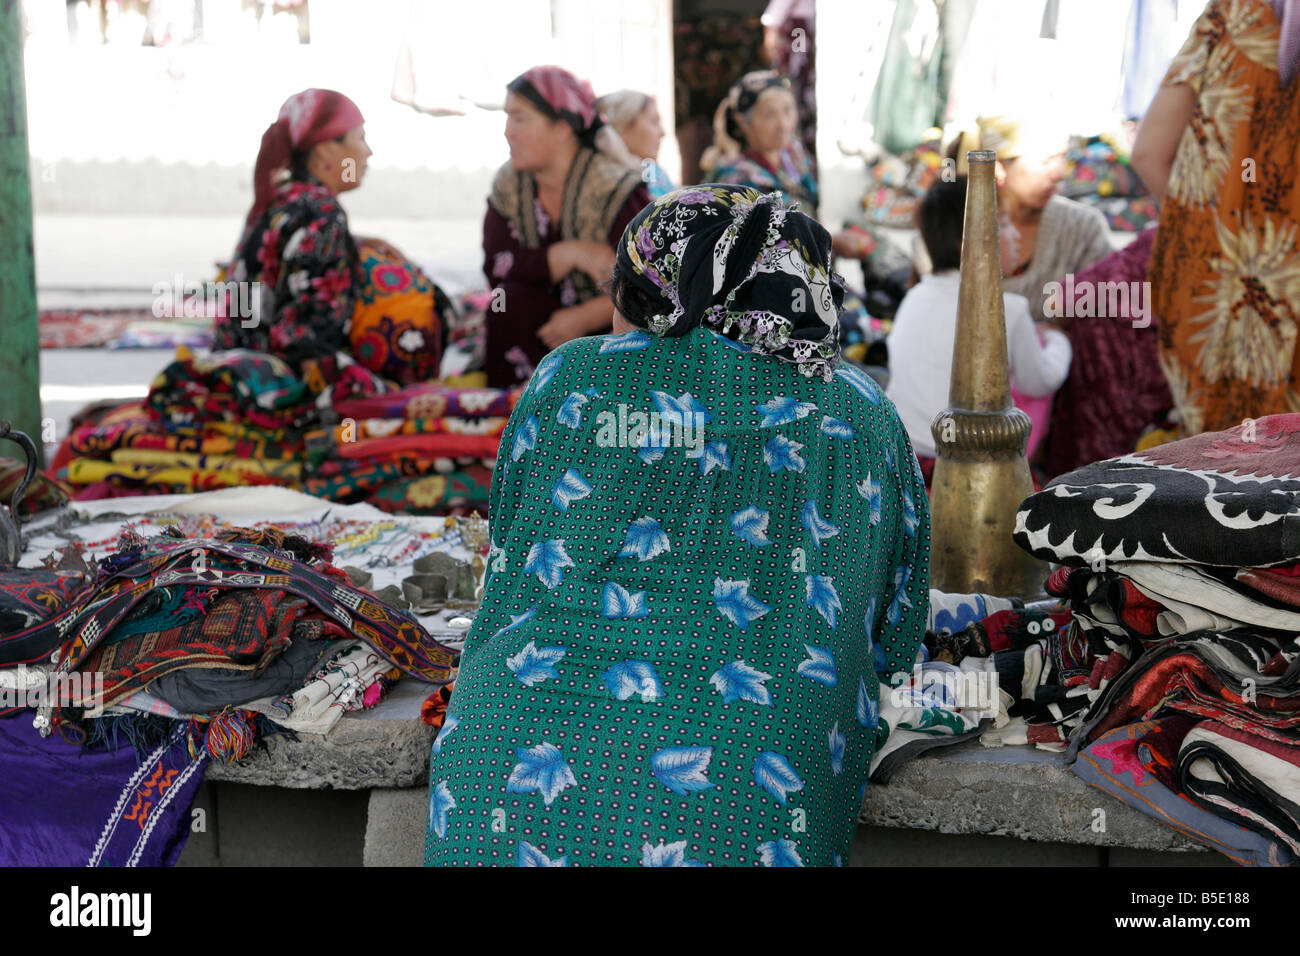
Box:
927;149;1047;597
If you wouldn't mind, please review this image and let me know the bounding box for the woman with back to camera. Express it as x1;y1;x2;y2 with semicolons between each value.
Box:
424;184;931;867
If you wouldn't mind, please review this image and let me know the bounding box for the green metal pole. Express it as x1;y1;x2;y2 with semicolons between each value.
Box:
0;0;42;467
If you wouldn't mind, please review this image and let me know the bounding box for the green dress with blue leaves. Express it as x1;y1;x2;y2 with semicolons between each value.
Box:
424;327;930;867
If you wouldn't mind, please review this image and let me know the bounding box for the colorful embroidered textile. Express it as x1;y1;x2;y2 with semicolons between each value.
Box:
146;348;315;431
109;448;302;483
362;467;494;516
0;714;207;866
349;238;454;385
79;589;331;716
0;570;91;665
1074;719;1294;866
334;433;501;462
424;326;930;865
330;416;508;444
1016;413;1300;569
1236;564;1300;605
1071;632;1300;758
302;460;490;505
333;384;522;422
12;530;457;730
1152;0;1300;435
66;459;273;493
57;405;300;468
38;308;140;348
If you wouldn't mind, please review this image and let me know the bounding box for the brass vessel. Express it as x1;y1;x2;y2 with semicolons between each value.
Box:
927;149;1047;597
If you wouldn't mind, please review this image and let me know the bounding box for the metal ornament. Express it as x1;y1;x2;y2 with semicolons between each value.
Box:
927;150;1048;598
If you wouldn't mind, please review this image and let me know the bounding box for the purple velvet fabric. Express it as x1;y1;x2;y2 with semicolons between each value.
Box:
0;715;207;866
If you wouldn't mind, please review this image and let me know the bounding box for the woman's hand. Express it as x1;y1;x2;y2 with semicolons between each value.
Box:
546;241;579;282
536;306;594;350
569;241;617;284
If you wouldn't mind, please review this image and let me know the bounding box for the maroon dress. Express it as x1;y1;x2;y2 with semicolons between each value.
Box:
482;149;650;386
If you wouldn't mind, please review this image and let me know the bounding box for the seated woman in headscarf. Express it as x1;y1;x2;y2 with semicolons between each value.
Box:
702;70;819;213
702;70;877;264
483;66;652;387
946;116;1113;323
594;89;675;199
214;88;456;392
425;184;931;868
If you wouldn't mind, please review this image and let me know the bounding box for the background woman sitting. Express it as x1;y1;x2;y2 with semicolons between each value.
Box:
702;70;818;214
214;89;456;391
595;89;675;199
483;66;652;387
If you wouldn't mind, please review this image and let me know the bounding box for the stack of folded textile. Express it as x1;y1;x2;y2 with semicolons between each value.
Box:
55;349;313;498
0;520;460;866
54;347;523;516
1011;413;1300;865
304;381;522;515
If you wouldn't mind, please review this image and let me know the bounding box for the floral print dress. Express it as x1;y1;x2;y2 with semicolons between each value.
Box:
423;326;930;867
214;177;359;388
1152;0;1300;434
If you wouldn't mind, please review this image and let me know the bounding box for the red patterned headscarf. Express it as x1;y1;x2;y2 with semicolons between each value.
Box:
248;89;365;227
507;66;602;139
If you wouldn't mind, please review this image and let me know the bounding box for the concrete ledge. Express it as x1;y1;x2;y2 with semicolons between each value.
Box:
860;739;1206;853
207;682;1209;859
208;680;437;790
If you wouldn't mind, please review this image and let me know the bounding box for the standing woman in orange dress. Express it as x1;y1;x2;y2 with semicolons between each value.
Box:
1133;0;1300;436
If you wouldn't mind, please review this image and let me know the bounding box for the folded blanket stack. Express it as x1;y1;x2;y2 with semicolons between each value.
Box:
55;349;313;498
304;381;521;515
1011;413;1300;864
54;348;522;516
0;521;461;866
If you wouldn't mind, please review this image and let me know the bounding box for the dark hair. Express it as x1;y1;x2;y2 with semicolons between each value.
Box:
918;176;967;273
608;261;670;329
289;134;346;181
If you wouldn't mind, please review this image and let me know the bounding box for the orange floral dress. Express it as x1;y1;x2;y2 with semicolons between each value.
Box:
1152;0;1300;435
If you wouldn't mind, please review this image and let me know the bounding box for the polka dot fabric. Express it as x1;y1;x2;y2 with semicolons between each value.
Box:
424;327;930;867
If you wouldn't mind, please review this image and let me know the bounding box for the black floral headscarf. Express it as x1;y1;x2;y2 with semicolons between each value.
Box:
614;183;842;380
